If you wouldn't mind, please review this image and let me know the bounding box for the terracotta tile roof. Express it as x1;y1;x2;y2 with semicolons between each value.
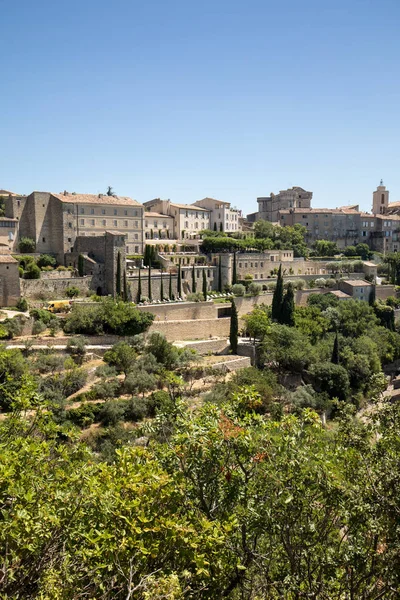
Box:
279;207;359;215
330;290;351;298
144;212;173;218
0;254;17;263
0;189;18;196
51;192;142;207
195;197;231;206
170;202;210;212
342;279;372;286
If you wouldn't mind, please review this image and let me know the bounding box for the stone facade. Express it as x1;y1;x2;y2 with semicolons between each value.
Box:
0;255;20;306
143;199;211;239
193;197;240;233
6;192;144;261
148;317;230;341
144;212;174;240
21;276;92;300
249;187;313;223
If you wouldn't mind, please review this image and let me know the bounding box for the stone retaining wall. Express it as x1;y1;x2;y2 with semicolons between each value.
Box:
149;317;230;341
22;276;93;300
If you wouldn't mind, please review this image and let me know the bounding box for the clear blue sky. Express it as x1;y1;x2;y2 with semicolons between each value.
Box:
1;0;400;214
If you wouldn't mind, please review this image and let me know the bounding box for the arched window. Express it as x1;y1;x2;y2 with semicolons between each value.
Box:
382;194;385;204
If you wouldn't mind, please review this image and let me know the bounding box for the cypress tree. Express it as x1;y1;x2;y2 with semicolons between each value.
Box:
218;255;222;292
232;252;237;285
213;222;217;231
148;265;152;301
331;332;340;364
123;270;128;302
160;270;164;301
281;282;295;326
202;269;207;300
169;270;173;300
192;264;196;293
229;300;239;354
143;245;149;267
137;269;142;303
78;254;84;277
116;251;121;298
219;222;223;232
271;264;283;321
177;260;182;297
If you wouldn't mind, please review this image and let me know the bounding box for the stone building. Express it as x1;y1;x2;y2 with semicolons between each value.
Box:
143;199;211;239
248;187;313;223
192;197;240;233
0;255;20;306
67;231;127;297
5;191;144;262
339;279;373;301
144;212;174;240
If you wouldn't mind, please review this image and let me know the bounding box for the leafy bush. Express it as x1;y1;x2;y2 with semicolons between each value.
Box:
248;282;262;296
293;279;306;290
34;353;65;374
66;403;101;428
63;300;154;336
186;292;204;302
66;337;87;364
98;400;128;426
16;298;28;312
18;267;23;278
232;284;245;296
18;237;36;253
314;278;327;288
37;254;56;268
56;265;68;271
92;379;121;400
40;265;54;272
65;286;80;298
30;308;57;325
24;263;41;280
32;320;46;335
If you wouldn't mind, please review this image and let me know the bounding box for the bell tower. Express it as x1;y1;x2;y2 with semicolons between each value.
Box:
372;180;389;214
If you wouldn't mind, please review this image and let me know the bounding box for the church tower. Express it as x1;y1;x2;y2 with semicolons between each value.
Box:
372;180;389;214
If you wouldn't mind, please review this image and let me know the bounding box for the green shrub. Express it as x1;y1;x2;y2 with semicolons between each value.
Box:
30;308;56;325
32;320;47;335
248;282;262;296
186;292;204;302
65;286;80;298
37;254;57;268
24;263;41;280
63;299;154;336
66;403;101;428
18;267;24;278
16;298;28;312
18;237;36;253
232;283;245;297
92;379;121;400
56;265;68;272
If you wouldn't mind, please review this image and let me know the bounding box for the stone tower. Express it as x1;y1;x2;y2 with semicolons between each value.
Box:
372;181;389;215
104;231;127;297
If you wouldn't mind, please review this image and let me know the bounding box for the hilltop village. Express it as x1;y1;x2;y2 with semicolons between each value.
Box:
3;182;400;597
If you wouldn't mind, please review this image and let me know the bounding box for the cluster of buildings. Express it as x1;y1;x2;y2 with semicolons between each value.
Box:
247;182;400;254
0;190;241;261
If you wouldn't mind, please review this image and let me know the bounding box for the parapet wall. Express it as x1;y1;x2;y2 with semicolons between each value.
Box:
137;301;218;321
148;317;230;341
21;276;93;300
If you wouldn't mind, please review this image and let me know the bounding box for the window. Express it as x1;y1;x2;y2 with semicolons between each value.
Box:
135;246;139;253
260;262;264;267
126;246;129;252
80;208;84;214
134;233;138;239
154;221;158;228
302;215;307;219
185;211;188;217
185;221;189;228
102;209;106;215
102;220;106;226
382;194;385;204
42;237;46;242
239;262;242;268
80;219;84;225
68;222;72;228
114;220;117;226
68;237;71;242
163;222;167;228
133;210;137;217
114;209;117;215
124;220;128;227
195;222;198;229
90;208;94;214
362;231;367;237
134;221;138;228
124;210;128;216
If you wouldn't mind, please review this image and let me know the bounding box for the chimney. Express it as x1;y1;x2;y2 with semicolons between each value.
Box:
63;190;68;196
98;194;102;198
